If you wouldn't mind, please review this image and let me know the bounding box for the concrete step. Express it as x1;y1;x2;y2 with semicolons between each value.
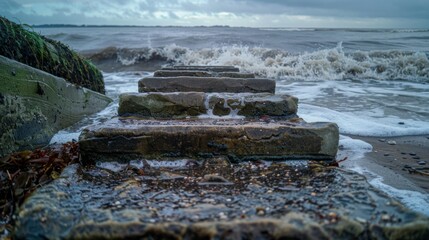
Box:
118;92;298;119
162;65;240;72
79;118;339;163
16;160;429;239
139;77;275;93
154;70;255;78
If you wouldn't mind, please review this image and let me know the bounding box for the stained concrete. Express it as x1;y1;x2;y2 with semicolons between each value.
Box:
79;118;339;163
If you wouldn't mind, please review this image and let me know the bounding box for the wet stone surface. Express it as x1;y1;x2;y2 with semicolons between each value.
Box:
118;92;298;119
161;66;240;72
79;118;339;162
138;77;276;93
14;159;429;239
154;70;255;78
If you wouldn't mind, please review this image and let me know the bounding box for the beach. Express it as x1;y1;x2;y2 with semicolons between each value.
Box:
350;135;429;193
35;26;429;216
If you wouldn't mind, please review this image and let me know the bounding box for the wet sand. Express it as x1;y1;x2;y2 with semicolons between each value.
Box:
344;135;429;194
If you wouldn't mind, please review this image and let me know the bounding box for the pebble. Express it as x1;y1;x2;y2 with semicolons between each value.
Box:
398;122;405;125
418;161;426;165
378;139;386;142
387;140;397;145
328;212;337;219
412;156;421;160
383;153;390;157
356;217;367;223
381;214;391;221
218;212;227;220
409;152;417;156
202;198;215;204
256;207;266;216
256;210;265;216
203;174;229;182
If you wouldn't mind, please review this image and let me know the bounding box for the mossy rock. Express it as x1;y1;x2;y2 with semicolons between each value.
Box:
0;17;105;94
0;56;112;157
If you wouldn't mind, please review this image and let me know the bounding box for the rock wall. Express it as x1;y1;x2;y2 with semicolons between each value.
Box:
0;56;111;157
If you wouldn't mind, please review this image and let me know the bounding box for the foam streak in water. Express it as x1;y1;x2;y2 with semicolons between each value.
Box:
352;166;429;216
199;93;245;119
299;104;429;137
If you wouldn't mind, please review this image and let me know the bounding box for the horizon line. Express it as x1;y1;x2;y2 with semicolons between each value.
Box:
30;24;428;30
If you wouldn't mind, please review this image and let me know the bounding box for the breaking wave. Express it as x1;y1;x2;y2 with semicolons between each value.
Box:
90;43;429;82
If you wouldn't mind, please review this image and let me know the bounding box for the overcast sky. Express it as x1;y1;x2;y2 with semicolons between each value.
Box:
1;0;429;28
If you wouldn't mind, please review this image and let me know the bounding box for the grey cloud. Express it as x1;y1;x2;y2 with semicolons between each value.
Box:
0;0;21;16
1;0;429;27
0;0;20;11
172;0;429;20
243;0;429;19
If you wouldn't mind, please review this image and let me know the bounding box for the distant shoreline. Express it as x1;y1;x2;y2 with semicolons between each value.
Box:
32;24;233;28
31;24;429;32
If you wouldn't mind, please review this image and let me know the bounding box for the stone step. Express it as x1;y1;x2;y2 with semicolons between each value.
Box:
162;65;240;72
15;161;429;239
118;92;298;119
154;70;255;78
139;77;275;93
79;118;339;163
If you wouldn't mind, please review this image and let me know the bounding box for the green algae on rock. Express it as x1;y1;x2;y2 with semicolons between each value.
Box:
0;17;105;94
0;56;112;157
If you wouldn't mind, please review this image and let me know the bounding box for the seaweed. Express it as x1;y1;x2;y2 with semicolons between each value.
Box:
0;17;105;94
0;142;79;227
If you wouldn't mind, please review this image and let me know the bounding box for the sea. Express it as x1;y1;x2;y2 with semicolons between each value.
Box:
35;26;429;215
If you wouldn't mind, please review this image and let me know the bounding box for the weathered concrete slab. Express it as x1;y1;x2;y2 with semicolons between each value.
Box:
0;56;112;156
118;92;298;119
79;118;339;162
139;77;276;93
13;162;429;239
207;93;298;118
154;70;255;78
118;92;206;118
162;65;240;72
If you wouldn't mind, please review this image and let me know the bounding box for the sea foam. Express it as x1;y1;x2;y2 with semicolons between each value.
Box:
106;43;429;82
299;104;429;137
